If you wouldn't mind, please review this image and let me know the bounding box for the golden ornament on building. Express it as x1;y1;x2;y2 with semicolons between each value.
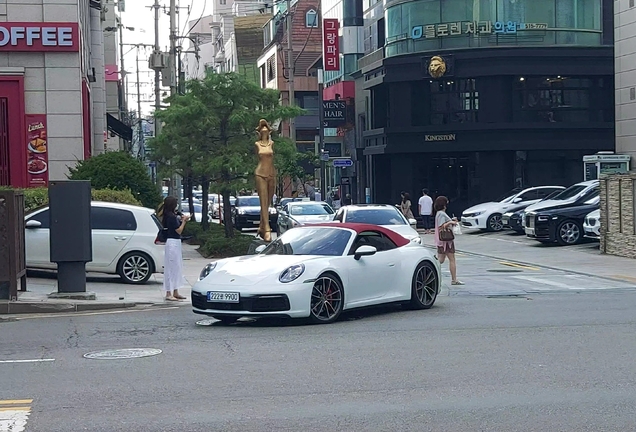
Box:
428;56;447;78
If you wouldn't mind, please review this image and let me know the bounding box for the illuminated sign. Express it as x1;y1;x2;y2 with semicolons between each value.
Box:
411;21;548;40
0;23;79;51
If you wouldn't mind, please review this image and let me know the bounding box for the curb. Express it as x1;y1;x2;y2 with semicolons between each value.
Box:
423;244;636;286
0;301;141;315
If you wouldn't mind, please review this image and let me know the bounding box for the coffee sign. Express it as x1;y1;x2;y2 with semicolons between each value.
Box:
0;23;79;52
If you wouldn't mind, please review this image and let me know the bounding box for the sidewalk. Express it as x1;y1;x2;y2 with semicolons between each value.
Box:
0;244;212;315
420;230;636;284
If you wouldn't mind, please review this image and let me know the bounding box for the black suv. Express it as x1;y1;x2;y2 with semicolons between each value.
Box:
231;196;278;232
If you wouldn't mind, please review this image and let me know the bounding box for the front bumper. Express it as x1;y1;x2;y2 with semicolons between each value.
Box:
584;225;600;239
235;213;278;228
461;215;486;229
502;214;523;231
525;218;554;241
191;283;312;318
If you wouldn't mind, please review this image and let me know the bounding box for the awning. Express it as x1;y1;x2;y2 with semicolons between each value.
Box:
107;113;133;142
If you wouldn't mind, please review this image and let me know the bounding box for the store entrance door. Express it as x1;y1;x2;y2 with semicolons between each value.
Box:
0;78;25;187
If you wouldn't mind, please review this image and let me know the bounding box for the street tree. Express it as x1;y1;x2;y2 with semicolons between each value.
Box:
148;72;303;237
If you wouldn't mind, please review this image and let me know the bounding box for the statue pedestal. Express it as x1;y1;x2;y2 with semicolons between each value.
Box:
247;238;269;255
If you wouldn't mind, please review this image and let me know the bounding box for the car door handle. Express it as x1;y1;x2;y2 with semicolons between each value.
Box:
388;263;395;267
114;236;127;241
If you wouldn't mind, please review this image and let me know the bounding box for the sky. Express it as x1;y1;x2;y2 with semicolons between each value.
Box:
120;0;212;116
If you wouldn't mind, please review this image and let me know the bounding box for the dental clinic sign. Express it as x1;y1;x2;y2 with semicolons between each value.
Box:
0;23;79;52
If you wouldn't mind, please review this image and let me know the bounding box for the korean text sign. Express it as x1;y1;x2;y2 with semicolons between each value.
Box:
323;19;340;71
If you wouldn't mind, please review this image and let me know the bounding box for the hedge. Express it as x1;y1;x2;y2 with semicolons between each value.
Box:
184;222;254;258
0;187;141;213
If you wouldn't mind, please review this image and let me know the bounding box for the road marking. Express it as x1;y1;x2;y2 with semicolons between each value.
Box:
0;359;55;364
0;399;32;432
499;261;540;271
13;306;179;320
512;276;577;290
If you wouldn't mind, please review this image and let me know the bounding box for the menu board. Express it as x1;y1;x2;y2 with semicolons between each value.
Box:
25;114;49;187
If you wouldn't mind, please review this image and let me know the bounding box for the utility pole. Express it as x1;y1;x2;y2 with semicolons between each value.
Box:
285;0;295;143
119;21;127;122
153;0;161;187
169;0;177;97
135;48;144;160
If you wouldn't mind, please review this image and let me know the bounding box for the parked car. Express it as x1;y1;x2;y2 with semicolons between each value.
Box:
210;195;236;219
333;204;421;244
461;186;565;232
277;197;309;209
24;202;164;284
502;189;565;233
525;187;599;245
583;209;601;239
277;201;335;235
231;196;278;231
191;224;441;324
180;201;211;223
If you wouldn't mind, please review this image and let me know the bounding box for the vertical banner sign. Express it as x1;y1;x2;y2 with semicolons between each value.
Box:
323;18;340;71
25;114;49;187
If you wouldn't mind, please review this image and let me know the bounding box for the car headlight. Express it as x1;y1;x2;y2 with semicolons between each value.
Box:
537;215;549;222
279;264;305;283
473;211;483;216
237;208;245;214
410;236;422;244
199;262;217;280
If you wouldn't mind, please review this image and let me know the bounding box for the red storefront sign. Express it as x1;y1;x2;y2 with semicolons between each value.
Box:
25;115;49;187
323;19;340;71
0;23;79;52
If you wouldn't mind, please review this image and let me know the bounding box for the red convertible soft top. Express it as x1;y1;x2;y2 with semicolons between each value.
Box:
312;222;411;247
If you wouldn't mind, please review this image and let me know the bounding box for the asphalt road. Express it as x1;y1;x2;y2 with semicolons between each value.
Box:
3;291;636;431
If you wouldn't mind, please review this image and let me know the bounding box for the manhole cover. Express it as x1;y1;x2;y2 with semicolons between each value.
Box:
487;269;523;273
83;348;162;360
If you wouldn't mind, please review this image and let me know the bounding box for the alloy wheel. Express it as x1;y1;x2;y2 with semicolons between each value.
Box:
122;255;151;283
559;222;580;244
489;214;504;231
415;264;438;307
310;276;343;323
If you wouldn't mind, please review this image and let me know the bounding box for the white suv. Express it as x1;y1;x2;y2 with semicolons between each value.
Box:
25;202;164;284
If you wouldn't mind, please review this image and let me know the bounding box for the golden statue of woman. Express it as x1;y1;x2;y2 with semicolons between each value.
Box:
254;119;276;242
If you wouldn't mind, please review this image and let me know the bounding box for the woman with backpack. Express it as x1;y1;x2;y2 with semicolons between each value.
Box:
160;196;190;301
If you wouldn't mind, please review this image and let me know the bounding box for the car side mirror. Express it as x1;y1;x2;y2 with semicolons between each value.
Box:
255;245;266;254
512;197;522;203
408;218;417;226
354;245;377;260
25;220;42;229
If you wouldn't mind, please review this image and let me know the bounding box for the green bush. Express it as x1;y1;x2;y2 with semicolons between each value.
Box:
186;222;254;258
2;187;141;213
68;151;162;209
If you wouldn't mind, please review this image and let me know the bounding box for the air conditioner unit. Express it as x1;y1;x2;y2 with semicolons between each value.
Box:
149;52;167;70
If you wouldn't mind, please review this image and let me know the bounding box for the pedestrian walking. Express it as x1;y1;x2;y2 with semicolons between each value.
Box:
342;193;352;206
161;196;190;301
418;188;434;234
400;192;415;220
434;196;463;286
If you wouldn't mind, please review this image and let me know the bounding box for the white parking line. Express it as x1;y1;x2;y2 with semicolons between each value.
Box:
512;276;576;290
0;359;55;364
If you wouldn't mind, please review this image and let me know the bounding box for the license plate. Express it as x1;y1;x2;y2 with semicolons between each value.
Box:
526;228;535;235
252;220;260;224
207;291;240;303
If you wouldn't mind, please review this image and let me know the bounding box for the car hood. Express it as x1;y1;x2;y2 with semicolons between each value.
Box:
463;202;503;214
526;199;584;214
237;206;262;213
382;224;419;239
291;214;334;224
201;254;324;286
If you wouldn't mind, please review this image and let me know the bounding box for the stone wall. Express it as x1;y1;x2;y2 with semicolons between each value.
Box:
600;173;636;258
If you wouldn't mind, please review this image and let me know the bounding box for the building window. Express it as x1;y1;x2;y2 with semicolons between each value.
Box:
266;55;276;82
429;79;479;124
513;76;608;122
220;0;226;4
306;9;318;27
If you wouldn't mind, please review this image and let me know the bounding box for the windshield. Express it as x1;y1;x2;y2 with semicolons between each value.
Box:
496;188;523;203
290;203;334;216
542;190;563;201
552;185;587;200
237;196;260;207
345;207;406;225
180;203;202;213
261;227;352;256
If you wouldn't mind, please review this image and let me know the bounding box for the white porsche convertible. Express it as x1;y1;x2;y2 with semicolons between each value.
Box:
192;223;440;324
